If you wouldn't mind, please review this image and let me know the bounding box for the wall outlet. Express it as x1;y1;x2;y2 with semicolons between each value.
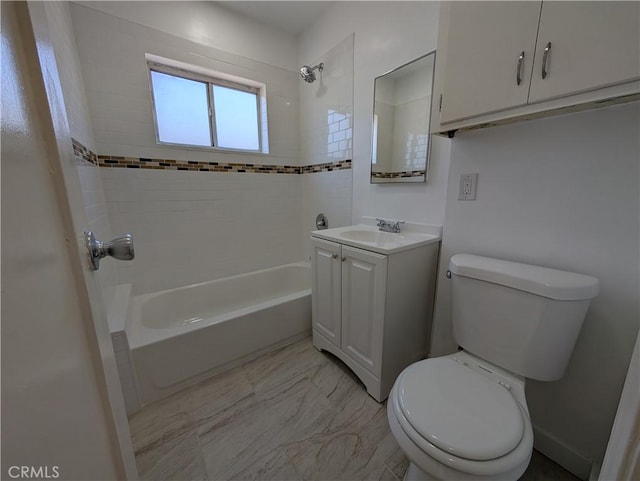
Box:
458;173;478;200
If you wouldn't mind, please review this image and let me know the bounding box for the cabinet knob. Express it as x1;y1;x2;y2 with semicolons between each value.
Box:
331;254;339;259
341;257;346;262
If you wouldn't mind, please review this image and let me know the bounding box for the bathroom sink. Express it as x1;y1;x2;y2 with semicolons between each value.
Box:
339;229;403;244
311;223;440;255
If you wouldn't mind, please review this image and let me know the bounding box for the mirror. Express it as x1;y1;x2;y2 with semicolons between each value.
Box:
370;52;435;183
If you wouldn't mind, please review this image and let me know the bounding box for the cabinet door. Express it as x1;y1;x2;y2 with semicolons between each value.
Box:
440;1;542;123
311;238;342;348
529;2;640;104
341;246;387;374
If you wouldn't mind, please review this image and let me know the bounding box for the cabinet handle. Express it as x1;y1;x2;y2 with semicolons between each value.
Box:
516;51;525;86
331;254;338;259
542;42;551;79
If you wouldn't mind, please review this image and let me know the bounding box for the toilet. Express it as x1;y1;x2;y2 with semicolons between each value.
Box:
388;254;599;481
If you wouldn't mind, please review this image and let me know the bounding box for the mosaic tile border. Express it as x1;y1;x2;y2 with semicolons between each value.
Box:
72;139;351;175
72;138;98;166
371;170;426;179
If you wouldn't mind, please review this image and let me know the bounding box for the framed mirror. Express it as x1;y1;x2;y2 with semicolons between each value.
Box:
370;51;435;183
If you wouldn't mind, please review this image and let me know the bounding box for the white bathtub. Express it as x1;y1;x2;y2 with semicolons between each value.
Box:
127;262;311;405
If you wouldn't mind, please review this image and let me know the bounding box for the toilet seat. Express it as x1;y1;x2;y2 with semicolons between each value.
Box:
389;354;534;478
397;357;524;461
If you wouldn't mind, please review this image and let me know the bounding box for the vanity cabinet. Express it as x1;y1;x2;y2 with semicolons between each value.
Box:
311;236;439;402
434;1;640;132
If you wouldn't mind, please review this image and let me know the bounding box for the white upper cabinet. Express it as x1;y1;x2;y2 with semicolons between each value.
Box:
435;1;640;133
440;1;542;123
528;2;640;103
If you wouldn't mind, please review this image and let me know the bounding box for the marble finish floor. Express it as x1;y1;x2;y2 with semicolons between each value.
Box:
128;337;580;481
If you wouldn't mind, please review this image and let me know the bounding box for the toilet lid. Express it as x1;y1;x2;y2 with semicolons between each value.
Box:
397;357;525;461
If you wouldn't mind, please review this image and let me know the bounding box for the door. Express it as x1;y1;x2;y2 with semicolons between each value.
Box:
440;1;542;123
311;238;342;347
1;2;136;479
529;2;640;104
341;246;387;373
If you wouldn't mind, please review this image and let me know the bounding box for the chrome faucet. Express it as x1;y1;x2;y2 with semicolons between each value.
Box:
376;218;405;233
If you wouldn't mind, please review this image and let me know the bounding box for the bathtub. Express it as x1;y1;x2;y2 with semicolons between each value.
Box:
127;262;311;405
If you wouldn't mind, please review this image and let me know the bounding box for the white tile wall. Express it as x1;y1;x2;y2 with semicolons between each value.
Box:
77;164;119;306
68;3;308;293
299;2;448;226
70;3;300;167
300;35;354;167
300;169;353;259
74;1;299;72
43;2;96;151
44;2;119;309
299;35;355;256
102;168;302;294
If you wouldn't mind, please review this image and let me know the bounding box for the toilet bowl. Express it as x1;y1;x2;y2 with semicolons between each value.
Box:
388;352;533;481
387;254;599;481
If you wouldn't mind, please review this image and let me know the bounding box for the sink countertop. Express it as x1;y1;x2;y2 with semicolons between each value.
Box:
311;223;441;255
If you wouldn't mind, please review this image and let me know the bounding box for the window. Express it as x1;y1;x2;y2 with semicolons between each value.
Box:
148;61;264;152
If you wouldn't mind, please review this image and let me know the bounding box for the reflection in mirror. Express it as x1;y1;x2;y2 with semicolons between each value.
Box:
371;52;435;184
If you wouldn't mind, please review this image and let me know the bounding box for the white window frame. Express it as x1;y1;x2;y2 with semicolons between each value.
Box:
147;57;268;154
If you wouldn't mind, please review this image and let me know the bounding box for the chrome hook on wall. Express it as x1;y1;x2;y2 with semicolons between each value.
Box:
85;231;135;271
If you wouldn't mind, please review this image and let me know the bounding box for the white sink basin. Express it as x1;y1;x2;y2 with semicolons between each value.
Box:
339;229;404;244
311;224;440;255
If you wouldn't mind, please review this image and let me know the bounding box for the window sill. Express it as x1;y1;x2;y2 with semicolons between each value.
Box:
156;141;270;157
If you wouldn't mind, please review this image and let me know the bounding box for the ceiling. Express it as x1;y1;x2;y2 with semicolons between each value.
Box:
216;1;332;35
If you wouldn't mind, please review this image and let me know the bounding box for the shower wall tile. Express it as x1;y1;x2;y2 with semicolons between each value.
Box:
70;3;300;167
300;169;353;260
43;0;120;313
102;168;303;294
76;161;120;307
299;35;355;256
299;34;354;167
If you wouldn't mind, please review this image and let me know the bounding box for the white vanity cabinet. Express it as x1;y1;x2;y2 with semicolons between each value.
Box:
310;233;439;402
434;1;640;133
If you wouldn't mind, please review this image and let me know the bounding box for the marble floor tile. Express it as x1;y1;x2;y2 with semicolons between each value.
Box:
384;446;410;479
199;375;332;480
135;429;206;481
244;338;327;396
128;364;253;454
129;336;582;481
228;449;302;481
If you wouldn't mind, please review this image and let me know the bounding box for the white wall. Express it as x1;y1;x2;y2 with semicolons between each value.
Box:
431;103;640;476
70;3;300;167
68;3;305;293
44;2;95;151
299;1;450;226
43;2;119;310
74;1;298;72
299;34;354;167
299;34;354;258
103;168;302;294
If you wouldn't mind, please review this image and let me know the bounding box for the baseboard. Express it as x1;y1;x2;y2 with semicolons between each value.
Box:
533;424;593;480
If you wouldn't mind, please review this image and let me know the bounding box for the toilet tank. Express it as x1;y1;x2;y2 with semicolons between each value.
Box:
449;254;599;381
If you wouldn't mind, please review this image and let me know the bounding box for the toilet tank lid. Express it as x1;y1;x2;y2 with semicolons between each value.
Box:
449;254;599;300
